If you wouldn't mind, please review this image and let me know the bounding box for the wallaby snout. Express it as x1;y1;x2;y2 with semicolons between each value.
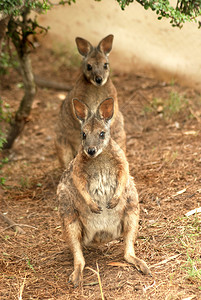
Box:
76;35;114;87
95;75;103;85
87;147;96;157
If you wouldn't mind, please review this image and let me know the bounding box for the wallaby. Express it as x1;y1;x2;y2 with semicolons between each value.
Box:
57;98;150;287
55;34;126;168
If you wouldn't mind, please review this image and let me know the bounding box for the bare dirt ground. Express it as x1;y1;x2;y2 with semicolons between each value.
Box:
0;44;201;300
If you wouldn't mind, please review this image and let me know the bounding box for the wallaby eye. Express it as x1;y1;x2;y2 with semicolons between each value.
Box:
104;63;108;70
99;131;105;139
82;132;86;140
87;64;92;71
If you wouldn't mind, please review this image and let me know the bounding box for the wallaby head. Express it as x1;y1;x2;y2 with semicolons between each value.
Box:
75;35;114;87
72;97;114;158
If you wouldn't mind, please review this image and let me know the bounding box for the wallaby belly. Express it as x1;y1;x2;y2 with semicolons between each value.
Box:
82;167;123;246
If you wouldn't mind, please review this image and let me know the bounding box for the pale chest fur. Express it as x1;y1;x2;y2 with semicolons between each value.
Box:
80;157;124;246
88;164;116;205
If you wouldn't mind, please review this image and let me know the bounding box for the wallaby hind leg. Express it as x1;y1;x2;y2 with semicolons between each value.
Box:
55;140;75;169
124;215;150;275
123;191;150;275
63;217;85;287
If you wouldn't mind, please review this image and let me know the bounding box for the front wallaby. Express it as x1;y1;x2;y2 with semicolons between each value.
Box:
57;98;150;287
55;35;126;168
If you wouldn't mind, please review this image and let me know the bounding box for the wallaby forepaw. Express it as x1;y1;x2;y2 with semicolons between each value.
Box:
107;196;119;209
89;202;102;214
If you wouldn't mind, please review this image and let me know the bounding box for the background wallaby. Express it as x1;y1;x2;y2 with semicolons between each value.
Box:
57;98;150;287
55;34;126;168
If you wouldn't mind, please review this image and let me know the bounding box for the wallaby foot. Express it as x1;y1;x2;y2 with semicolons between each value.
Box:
69;259;85;287
124;226;151;275
124;253;151;275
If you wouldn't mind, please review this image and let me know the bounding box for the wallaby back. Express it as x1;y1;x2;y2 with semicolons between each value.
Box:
57;98;150;286
55;35;126;168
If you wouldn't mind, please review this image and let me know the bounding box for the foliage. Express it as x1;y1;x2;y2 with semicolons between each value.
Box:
162;91;188;118
116;0;201;28
185;254;201;283
0;0;51;16
177;215;201;289
0;0;76;16
0;43;19;75
143;91;190;120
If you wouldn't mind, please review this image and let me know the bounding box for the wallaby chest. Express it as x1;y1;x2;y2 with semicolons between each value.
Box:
86;155;117;203
79;155;123;246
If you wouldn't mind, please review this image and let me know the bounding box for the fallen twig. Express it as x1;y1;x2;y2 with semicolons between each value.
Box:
164;188;186;201
86;263;104;300
18;273;27;300
107;261;129;267
0;212;25;234
144;280;156;292
83;281;99;286
185;207;201;217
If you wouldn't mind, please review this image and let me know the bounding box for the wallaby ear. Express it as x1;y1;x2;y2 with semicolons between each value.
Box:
98;98;114;121
75;37;93;57
72;98;89;122
97;34;114;56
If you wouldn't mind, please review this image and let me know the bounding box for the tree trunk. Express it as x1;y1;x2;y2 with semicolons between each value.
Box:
3;51;36;149
2;11;36;150
0;15;10;54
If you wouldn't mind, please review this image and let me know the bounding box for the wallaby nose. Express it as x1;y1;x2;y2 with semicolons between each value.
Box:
87;147;96;156
95;76;102;85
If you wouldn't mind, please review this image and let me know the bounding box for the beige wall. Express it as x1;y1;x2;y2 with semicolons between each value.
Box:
38;0;201;90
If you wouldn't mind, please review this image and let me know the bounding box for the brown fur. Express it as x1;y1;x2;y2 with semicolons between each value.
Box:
55;35;126;168
57;98;150;287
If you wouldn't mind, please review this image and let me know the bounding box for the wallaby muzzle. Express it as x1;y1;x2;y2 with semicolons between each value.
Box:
95;76;103;85
87;147;96;157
